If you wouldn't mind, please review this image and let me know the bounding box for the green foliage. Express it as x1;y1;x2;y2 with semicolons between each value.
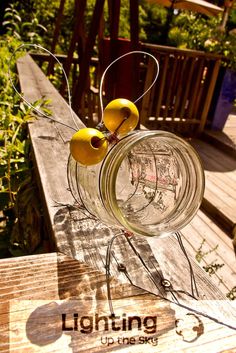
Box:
140;1;168;44
169;12;236;70
0;37;31;211
3;3;47;44
5;0;236;71
0;36;48;257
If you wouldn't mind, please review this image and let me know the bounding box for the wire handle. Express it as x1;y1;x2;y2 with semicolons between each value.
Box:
99;50;160;116
9;45;159;131
8;43;79;131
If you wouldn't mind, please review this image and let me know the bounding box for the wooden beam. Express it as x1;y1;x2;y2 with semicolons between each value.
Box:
108;0;120;40
198;59;221;132
105;0;121;101
60;0;87;96
130;0;140;101
47;0;66;75
72;0;106;113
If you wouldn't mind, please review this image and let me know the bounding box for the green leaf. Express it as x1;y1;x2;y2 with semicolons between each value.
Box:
12;14;22;23
10;157;25;163
37;24;47;32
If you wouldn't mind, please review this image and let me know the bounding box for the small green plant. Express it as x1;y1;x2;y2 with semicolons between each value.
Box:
203;262;224;276
2;4;22;39
195;239;235;300
195;239;219;263
0;36;50;257
3;3;47;44
226;286;236;300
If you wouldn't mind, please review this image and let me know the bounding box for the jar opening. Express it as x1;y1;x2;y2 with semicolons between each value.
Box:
100;131;205;237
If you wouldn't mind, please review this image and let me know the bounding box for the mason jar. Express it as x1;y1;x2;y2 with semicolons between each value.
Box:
68;130;204;237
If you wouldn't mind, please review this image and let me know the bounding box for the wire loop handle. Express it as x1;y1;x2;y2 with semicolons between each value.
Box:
99;50;159;116
9;46;159;131
8;43;79;131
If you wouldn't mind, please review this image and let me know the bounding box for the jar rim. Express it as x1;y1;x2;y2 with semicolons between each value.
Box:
99;130;205;237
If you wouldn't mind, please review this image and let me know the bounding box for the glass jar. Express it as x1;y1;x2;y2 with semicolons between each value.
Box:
68;130;204;237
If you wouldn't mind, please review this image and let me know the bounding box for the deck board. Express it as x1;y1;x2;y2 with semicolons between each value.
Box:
0;252;236;353
180;210;236;295
191;138;236;233
203;114;236;156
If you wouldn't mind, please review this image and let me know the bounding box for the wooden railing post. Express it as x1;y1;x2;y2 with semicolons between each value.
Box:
72;0;106;114
198;59;222;133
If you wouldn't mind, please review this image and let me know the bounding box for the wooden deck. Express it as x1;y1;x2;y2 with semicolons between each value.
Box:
181;209;236;296
0;54;235;352
203;113;236;157
191;138;236;235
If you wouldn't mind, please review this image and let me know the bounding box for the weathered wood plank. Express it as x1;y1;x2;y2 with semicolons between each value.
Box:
199;59;221;132
181;210;236;295
0;253;236;353
140;57;157;123
191;139;236;233
203;113;236;158
179;57;196;119
155;54;169;119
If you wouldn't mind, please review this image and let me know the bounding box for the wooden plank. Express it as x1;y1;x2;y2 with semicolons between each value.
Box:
192;139;236;176
172;56;187;119
140;57;157;123
202;113;236;158
142;42;223;60
179;57;196;119
163;55;178;120
16;56;81;246
73;0;106;112
199;59;221;132
181;210;236;294
155;54;169;119
191;139;236;232
59;0;87;96
0;252;141;353
47;0;66;75
0;253;236;353
187;58;205;121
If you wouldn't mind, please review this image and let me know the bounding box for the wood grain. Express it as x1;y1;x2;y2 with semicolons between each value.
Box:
191;138;236;233
0;253;235;353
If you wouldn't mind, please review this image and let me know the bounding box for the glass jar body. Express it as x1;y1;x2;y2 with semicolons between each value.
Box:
68;130;205;237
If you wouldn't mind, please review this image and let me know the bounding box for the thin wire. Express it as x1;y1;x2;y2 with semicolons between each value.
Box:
99;50;160;116
105;233;124;316
176;231;199;297
8;43;79;131
105;231;236;331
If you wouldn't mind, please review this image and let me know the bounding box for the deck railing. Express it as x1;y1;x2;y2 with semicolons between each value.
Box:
140;43;222;134
31;43;223;134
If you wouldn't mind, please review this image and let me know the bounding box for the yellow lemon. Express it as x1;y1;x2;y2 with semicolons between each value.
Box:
70;128;108;165
103;98;139;135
